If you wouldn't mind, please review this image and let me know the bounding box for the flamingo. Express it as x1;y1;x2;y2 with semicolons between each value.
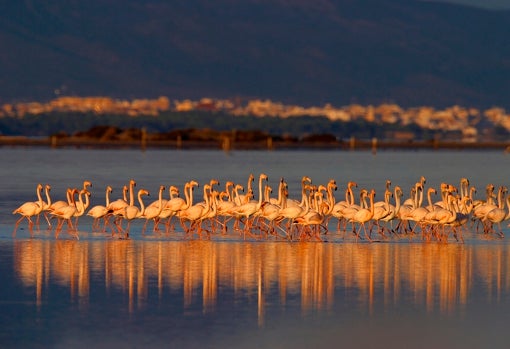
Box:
147;185;177;210
406;186;436;238
460;186;477;213
107;184;130;213
87;186;113;232
371;188;393;237
142;185;166;235
396;182;421;234
351;189;376;241
339;189;367;234
12;183;44;236
215;182;243;233
319;179;337;217
434;194;460;242
49;180;91;215
402;181;421;207
51;188;85;239
285;176;312;208
115;188;150;239
275;183;311;239
178;184;212;236
81;180;92;197
256;185;283;237
231;173;268;237
37;184;53;229
196;190;220;238
67;180;92;223
375;180;392;208
209;178;220;194
109;179;136;231
329;181;357;232
236;174;254;205
215;182;236;213
48;188;74;213
150;185;180;231
483;188;509;237
269;178;287;206
73;188;91;229
379;185;403;235
459;178;470;200
472;185;506;232
293;190;328;240
159;182;197;233
472;183;494;210
446;196;473;243
228;183;248;232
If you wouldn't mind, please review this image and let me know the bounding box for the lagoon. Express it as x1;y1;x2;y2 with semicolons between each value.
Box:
1;148;509;348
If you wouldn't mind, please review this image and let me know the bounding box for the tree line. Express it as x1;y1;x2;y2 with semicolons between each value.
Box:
0;110;446;141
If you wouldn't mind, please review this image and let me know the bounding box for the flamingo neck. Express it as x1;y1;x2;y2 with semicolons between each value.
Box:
497;188;506;209
182;183;191;209
277;181;285;206
264;186;271;202
234;186;244;206
105;187;111;207
129;182;135;206
66;189;72;204
44;186;51;207
156;186;165;214
256;175;265;209
84;191;90;209
138;191;146;216
348;185;356;205
69;189;77;205
247;175;254;191
394;188;402;213
303;190;312;215
201;188;211;216
413;184;422;208
384;191;391;210
326;184;335;214
225;183;233;201
300;178;309;206
35;185;43;206
188;184;196;208
209;193;217;217
427;190;434;210
369;191;375;215
76;191;85;214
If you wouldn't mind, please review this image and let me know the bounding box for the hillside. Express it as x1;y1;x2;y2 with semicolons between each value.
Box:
1;0;509;108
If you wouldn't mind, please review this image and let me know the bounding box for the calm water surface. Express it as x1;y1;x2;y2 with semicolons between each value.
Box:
1;148;510;348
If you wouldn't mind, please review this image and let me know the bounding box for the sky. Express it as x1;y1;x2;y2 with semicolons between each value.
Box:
435;0;510;9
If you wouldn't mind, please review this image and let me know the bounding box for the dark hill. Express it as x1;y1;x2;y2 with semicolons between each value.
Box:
1;0;509;108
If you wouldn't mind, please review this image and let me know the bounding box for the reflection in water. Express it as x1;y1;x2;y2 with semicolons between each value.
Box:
13;240;510;322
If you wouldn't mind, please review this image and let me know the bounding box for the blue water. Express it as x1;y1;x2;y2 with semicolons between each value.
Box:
1;148;510;348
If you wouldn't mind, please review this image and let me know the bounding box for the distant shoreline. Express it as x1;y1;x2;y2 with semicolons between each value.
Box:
1;135;509;151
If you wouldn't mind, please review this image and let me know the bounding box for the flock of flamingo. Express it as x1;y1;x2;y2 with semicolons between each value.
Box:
11;174;510;242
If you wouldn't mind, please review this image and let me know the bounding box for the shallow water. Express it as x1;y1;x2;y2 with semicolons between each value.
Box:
1;148;510;348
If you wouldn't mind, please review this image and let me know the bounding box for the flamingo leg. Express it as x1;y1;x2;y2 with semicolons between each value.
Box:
43;212;52;229
362;223;372;242
12;216;27;237
124;221;132;239
141;220;149;235
55;218;66;239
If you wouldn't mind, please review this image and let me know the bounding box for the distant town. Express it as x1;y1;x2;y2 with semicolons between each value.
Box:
1;96;509;142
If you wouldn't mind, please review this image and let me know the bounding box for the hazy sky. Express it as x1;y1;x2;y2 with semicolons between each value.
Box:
434;0;510;9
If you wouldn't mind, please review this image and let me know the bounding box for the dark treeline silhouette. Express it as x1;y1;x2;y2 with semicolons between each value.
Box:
0;110;444;141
